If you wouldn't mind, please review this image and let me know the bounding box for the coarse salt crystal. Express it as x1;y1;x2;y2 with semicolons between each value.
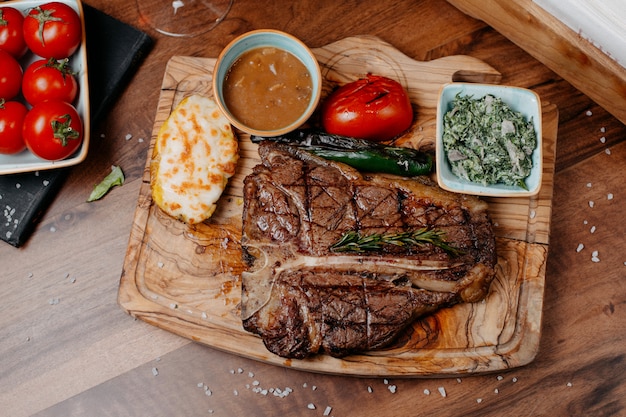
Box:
233;389;238;396
600;127;606;132
608;193;614;200
383;379;389;385
423;389;430;395
477;398;483;403
600;137;606;143
157;261;164;268
307;403;316;410
586;182;592;188
388;385;397;393
589;201;595;208
367;386;373;393
43;180;49;186
529;210;536;219
494;388;499;394
438;386;447;397
590;226;596;233
152;367;159;376
15;183;21;189
197;382;204;388
606;148;612;155
323;406;332;416
586;110;592;116
125;133;133;140
567;382;573;387
512;377;518;383
457;378;462;383
576;243;584;252
497;375;503;381
172;0;185;14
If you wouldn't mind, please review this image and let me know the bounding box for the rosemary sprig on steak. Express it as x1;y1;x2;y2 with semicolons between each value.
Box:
330;228;463;256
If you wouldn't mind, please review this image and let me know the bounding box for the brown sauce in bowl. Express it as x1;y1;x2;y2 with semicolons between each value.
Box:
223;47;313;131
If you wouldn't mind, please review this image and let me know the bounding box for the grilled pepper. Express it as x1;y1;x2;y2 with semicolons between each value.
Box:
250;129;432;177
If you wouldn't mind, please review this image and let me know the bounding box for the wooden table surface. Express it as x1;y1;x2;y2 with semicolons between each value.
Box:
2;0;625;416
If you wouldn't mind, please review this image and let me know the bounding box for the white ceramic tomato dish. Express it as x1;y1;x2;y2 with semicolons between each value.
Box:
435;82;542;197
0;0;89;175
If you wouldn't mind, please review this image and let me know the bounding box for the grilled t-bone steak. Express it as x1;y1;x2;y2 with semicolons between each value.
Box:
241;141;497;359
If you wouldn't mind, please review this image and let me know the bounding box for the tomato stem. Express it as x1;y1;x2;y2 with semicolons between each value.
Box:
43;57;76;79
51;114;80;146
30;6;64;46
0;9;8;25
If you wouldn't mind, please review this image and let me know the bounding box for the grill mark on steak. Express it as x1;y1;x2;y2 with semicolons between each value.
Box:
241;141;497;358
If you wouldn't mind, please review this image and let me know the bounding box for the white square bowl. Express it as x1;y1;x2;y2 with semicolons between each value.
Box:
435;83;542;197
0;0;89;175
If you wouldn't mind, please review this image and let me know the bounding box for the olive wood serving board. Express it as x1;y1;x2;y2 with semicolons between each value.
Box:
119;35;556;377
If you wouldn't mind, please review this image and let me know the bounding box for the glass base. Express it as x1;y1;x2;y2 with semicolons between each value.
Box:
136;0;234;37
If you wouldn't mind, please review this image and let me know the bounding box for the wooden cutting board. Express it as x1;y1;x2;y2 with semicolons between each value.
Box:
119;35;557;377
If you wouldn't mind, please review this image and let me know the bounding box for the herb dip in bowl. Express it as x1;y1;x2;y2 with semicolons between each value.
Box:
435;82;542;197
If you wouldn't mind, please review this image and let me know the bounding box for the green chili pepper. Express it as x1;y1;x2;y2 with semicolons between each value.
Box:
250;130;433;177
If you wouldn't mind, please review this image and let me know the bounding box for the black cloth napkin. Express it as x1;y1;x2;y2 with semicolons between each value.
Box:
0;4;153;247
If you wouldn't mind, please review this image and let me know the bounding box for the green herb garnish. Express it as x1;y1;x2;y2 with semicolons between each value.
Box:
87;165;125;202
330;228;463;257
442;93;537;187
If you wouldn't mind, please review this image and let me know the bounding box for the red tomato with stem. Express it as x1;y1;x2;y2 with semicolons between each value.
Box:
23;101;83;161
23;2;82;59
22;58;78;106
0;99;28;154
321;74;414;142
0;49;22;100
0;7;28;58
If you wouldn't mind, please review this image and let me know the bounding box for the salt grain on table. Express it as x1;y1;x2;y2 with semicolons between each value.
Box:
438;386;447;397
576;243;585;252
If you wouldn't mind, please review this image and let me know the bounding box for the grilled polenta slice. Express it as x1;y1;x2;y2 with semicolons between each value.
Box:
150;95;238;224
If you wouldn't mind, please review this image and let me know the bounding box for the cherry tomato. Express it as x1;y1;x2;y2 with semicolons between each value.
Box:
0;49;22;100
0;7;28;58
321;74;414;142
0;99;27;154
23;2;82;59
22;58;78;106
23;101;83;161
